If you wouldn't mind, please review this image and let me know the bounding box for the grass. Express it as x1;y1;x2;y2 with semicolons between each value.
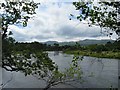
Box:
64;50;120;59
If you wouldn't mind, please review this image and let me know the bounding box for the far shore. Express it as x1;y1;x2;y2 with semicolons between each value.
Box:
64;50;120;59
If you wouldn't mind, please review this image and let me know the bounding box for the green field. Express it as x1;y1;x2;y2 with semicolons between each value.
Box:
64;50;120;59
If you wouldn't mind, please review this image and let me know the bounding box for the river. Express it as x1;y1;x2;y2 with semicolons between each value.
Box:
1;51;119;88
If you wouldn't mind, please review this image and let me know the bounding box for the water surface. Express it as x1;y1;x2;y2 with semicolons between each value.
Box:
2;51;119;88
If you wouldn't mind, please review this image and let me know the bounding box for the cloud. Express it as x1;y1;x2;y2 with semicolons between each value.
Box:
8;2;117;42
56;24;102;38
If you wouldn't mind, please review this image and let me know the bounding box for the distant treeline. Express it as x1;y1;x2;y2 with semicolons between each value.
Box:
64;41;120;59
14;41;80;52
14;40;120;52
82;41;120;52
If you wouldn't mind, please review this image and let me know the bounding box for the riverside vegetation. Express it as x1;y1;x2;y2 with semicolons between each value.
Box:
1;0;120;89
12;40;120;59
64;41;120;59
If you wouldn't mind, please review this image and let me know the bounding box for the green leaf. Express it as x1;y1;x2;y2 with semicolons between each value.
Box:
23;21;27;27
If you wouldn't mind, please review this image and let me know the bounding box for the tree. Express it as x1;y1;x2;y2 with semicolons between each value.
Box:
0;0;58;83
1;0;39;39
53;43;59;51
1;0;42;72
0;1;84;89
37;55;83;90
71;1;120;41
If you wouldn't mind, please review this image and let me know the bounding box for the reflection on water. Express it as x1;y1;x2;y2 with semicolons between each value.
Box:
48;51;118;88
53;51;59;56
2;51;119;88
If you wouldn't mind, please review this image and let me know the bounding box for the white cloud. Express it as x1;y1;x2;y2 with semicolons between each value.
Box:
9;2;118;42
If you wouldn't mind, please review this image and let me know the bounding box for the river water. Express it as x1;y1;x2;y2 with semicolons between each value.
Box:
1;51;119;88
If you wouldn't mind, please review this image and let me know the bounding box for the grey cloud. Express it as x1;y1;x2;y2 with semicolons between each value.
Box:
56;25;101;39
91;34;102;37
12;31;30;41
33;35;54;40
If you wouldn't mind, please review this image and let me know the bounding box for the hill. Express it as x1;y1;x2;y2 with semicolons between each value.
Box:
44;39;114;46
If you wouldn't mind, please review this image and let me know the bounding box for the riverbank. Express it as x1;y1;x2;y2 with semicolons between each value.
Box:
64;50;120;59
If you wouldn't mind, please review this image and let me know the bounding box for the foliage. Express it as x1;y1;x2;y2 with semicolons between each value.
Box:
38;55;83;90
0;1;84;89
64;41;120;59
0;0;57;81
1;0;41;72
12;41;82;52
0;1;60;84
72;1;120;40
65;50;120;59
2;1;119;89
3;38;84;89
13;40;120;59
1;0;39;39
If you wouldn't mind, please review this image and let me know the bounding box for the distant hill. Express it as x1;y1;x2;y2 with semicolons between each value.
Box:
44;41;58;45
43;39;115;46
78;39;115;46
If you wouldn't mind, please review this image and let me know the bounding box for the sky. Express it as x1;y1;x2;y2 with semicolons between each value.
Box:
6;1;118;42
